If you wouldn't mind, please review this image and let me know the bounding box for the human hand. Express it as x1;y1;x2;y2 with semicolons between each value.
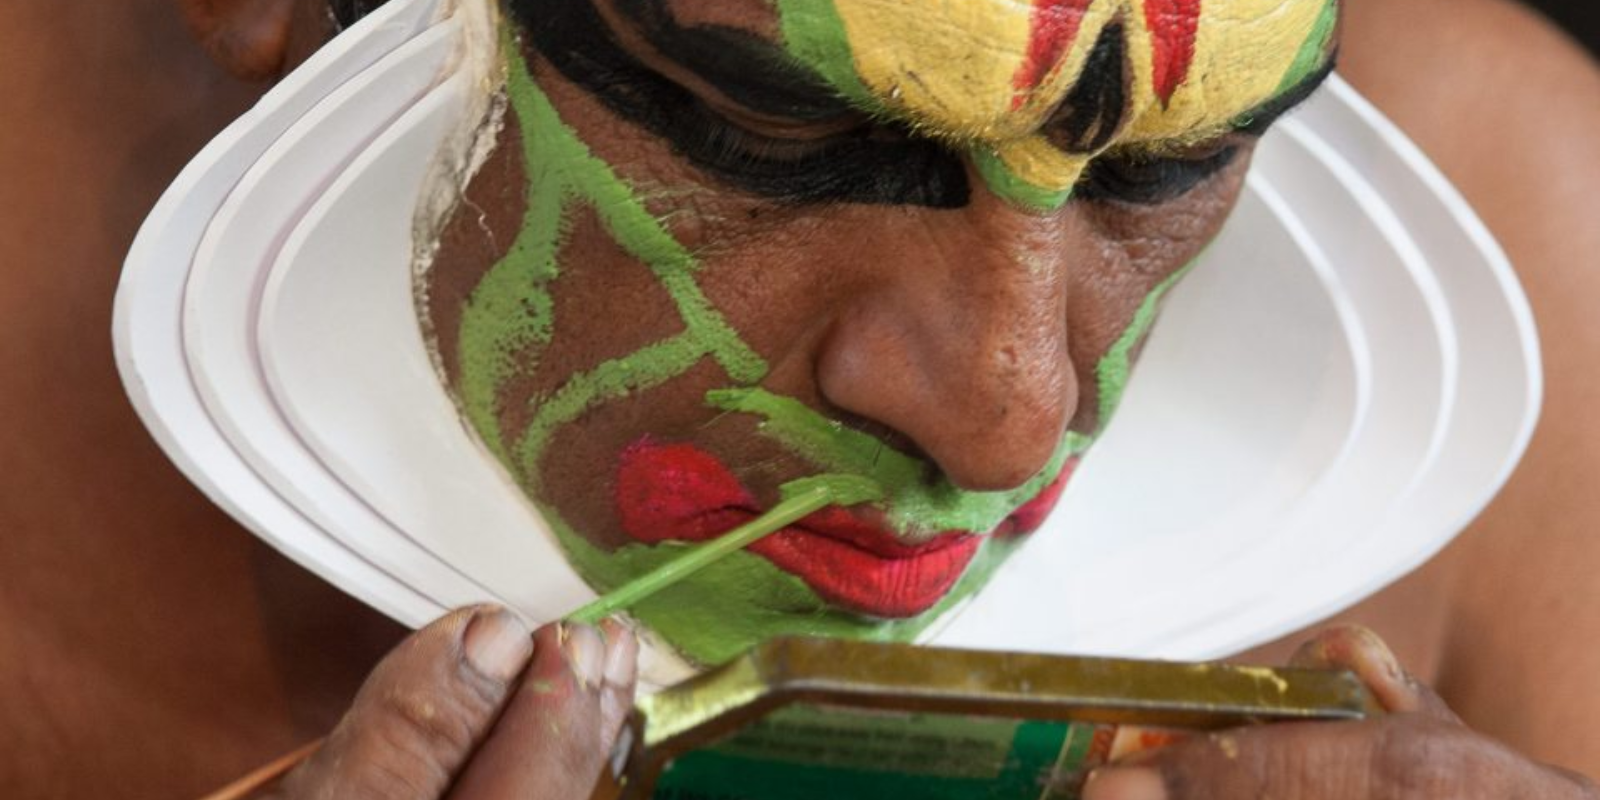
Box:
265;606;637;799
1083;625;1597;800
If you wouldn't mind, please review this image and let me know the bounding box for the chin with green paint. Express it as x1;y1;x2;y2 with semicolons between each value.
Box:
418;0;1340;665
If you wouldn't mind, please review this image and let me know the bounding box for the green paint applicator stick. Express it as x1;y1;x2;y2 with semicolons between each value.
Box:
567;486;836;625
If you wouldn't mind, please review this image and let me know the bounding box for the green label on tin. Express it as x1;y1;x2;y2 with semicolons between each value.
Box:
652;704;1168;800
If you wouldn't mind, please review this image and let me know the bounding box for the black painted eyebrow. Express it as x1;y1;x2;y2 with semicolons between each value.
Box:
1047;21;1131;154
513;0;970;208
1232;52;1339;136
609;0;855;122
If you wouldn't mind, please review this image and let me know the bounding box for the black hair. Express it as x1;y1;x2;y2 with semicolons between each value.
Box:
331;0;386;29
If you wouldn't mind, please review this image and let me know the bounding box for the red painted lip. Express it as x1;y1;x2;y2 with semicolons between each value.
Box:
615;439;1077;619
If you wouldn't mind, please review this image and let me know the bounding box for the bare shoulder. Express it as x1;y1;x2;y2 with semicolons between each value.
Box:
1340;0;1600;774
1337;0;1600;265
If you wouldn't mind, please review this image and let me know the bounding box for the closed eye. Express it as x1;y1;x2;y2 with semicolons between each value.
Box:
1074;142;1242;205
682;104;874;164
524;0;971;208
1073;54;1336;207
613;87;968;207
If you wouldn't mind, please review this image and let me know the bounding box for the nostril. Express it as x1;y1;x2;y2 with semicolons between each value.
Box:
829;403;1056;494
945;453;1055;494
811;266;1076;496
816;344;1073;493
824;406;935;468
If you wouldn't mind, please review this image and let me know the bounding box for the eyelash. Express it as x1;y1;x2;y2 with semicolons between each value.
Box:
1074;144;1243;205
693;112;872;166
697;111;1241;206
654;103;972;208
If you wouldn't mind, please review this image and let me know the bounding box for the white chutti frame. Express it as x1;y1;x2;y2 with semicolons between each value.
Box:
114;0;451;624
184;19;509;615
114;0;1541;675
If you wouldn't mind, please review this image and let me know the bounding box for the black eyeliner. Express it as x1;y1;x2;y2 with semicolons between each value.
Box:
512;0;971;208
1232;53;1340;137
610;0;852;122
1047;22;1132;154
1074;54;1338;206
1075;145;1242;205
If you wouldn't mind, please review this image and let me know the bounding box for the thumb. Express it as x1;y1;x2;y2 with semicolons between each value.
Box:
447;619;640;798
1289;624;1460;722
272;605;534;798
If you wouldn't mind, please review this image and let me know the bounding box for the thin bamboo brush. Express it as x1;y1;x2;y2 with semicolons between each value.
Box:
567;485;835;625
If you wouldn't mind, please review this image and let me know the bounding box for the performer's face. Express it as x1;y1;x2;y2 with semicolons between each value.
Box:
422;0;1339;664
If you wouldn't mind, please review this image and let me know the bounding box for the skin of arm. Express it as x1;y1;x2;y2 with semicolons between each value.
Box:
2;0;1599;796
1340;0;1600;776
1090;2;1600;796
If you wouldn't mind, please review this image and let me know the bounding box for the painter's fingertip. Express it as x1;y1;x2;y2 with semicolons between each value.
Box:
602;619;639;689
1084;767;1167;800
561;622;606;693
462;607;534;683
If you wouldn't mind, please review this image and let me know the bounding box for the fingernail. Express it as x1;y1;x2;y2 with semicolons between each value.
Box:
1083;767;1166;800
463;607;534;683
600;618;639;688
562;622;606;692
1350;625;1404;682
1288;635;1333;668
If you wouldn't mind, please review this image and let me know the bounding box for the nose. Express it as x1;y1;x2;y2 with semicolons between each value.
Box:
814;199;1079;492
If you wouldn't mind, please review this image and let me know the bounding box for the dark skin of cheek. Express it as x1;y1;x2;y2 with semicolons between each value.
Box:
425;114;528;388
1069;163;1252;431
422;46;1254;547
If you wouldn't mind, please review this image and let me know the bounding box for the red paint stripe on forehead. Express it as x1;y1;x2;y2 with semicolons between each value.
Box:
1012;0;1094;109
1145;0;1201;104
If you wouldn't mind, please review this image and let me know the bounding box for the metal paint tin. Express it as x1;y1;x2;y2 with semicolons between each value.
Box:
592;637;1378;799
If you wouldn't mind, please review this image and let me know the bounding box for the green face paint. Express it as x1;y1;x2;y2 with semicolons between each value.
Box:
767;0;1340;208
1277;0;1341;96
553;271;1179;663
772;0;879;114
457;26;767;488
433;22;1203;665
705;389;1086;537
551;503;1027;665
972;149;1076;212
1095;263;1194;425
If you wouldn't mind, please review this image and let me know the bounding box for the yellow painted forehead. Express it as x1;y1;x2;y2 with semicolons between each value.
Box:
775;0;1339;205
